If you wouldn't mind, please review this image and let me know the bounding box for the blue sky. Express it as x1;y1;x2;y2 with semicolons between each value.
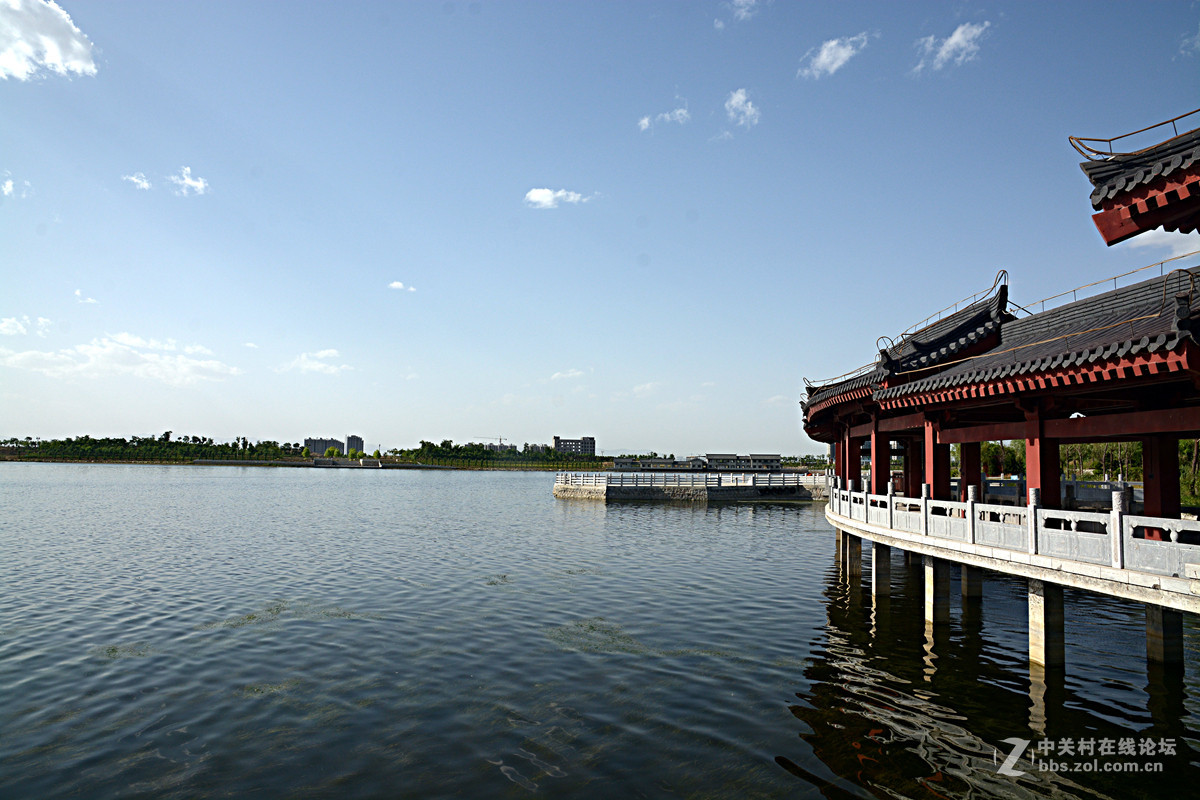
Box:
2;1;1199;456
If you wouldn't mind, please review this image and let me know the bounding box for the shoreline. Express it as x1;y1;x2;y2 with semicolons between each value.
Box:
0;456;586;472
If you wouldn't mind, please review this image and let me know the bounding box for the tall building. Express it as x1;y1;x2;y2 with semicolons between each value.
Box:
305;437;344;455
553;435;596;456
347;434;364;453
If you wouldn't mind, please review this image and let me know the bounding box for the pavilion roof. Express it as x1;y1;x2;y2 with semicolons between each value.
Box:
874;267;1198;400
802;282;1010;410
1081;127;1200;210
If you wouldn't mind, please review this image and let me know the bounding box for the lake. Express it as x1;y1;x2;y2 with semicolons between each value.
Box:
0;463;1196;798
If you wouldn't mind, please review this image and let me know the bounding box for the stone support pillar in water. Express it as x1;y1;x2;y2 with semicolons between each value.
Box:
871;543;891;599
843;533;862;579
1146;604;1184;665
961;566;983;600
924;555;950;625
1028;579;1065;667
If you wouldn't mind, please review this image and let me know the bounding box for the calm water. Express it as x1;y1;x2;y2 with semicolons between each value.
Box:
1;463;1197;799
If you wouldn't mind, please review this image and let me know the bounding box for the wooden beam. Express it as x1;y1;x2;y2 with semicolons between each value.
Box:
1044;407;1200;439
938;421;1027;444
878;411;927;433
937;406;1200;444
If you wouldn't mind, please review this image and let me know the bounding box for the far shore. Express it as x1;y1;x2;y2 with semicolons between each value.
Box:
0;455;598;472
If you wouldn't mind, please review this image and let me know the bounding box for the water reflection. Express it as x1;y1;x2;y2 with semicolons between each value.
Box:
787;537;1199;799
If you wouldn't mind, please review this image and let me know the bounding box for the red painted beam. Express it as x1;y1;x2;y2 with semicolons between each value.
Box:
1044;407;1200;439
936;406;1200;444
938;421;1027;444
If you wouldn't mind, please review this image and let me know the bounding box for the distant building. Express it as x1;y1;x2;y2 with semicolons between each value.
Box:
305;437;344;455
347;434;364;453
526;443;550;454
553;435;595;456
707;454;782;471
705;453;744;470
483;442;517;452
749;454;782;471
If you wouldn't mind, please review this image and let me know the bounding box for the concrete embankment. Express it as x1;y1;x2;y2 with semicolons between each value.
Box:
553;483;825;503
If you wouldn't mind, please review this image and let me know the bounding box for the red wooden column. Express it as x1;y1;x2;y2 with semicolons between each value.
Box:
904;439;923;498
833;438;845;486
842;427;862;489
1024;408;1060;509
923;417;952;500
870;422;889;495
959;442;982;501
1142;435;1181;535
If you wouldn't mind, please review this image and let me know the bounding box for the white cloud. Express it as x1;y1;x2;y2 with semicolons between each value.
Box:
1117;229;1200;258
0;0;97;81
730;0;759;22
713;18;725;31
74;289;98;304
1;317;28;335
725;89;760;128
35;317;50;336
388;280;416;292
280;349;351;375
243;342;259;348
167;166;208;196
1;173;31;198
657;107;689;125
184;344;213;355
798;32;871;79
524;188;589;209
638;104;690;133
0;334;240;386
1181;23;1200;57
110;332;176;351
632;381;662;397
122;172;151;190
763;394;793;407
550;368;583;381
914;21;990;74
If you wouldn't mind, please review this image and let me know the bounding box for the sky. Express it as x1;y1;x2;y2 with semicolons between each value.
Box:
2;0;1199;457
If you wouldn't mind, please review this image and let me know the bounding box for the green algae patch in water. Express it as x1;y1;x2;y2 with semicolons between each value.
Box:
90;642;153;659
544;617;653;655
198;600;289;630
237;677;302;697
197;600;379;631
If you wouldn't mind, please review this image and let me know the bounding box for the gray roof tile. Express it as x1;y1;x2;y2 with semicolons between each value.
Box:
874;268;1198;400
1081;128;1200;208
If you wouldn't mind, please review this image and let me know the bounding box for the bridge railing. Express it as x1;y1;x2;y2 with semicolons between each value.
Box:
555;471;822;488
828;483;1200;579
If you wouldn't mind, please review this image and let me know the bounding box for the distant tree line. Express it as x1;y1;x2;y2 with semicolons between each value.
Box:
387;440;607;470
0;432;307;462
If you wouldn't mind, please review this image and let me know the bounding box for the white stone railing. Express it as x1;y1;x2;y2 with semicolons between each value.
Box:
827;479;1200;579
555;471;822;488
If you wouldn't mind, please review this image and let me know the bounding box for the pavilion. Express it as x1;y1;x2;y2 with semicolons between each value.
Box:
802;111;1200;671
